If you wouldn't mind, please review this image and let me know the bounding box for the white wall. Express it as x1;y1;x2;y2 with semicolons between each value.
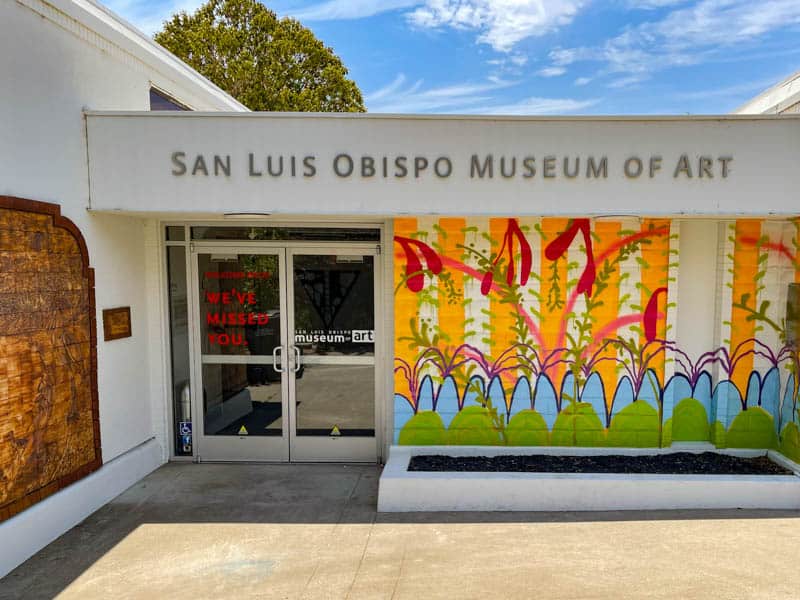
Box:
0;0;244;576
89;215;156;460
675;220;719;362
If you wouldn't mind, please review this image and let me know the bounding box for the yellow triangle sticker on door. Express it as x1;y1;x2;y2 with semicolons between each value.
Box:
238;425;248;436
330;425;341;437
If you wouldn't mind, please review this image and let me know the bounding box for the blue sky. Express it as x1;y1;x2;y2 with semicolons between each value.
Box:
106;0;800;114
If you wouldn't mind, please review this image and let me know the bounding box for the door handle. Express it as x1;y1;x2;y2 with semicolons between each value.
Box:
272;345;284;373
292;346;301;373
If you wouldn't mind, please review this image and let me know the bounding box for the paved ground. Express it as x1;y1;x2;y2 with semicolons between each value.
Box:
3;463;800;599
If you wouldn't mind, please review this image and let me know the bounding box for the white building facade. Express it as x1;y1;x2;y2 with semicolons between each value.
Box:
0;0;245;575
2;0;800;577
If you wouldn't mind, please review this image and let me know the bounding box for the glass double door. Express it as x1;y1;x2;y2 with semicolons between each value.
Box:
191;245;378;462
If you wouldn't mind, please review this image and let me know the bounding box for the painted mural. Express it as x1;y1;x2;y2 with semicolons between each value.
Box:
393;217;800;462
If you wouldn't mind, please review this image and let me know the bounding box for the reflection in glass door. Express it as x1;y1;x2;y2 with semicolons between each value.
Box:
191;244;379;462
192;249;289;461
288;250;377;462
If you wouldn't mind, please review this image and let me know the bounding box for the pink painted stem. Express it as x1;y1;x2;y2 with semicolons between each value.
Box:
556;227;669;349
582;312;664;357
440;256;546;348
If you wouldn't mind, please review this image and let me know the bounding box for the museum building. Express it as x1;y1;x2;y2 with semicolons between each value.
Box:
2;0;800;576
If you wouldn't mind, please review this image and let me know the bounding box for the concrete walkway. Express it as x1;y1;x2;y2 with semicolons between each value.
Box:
2;463;799;599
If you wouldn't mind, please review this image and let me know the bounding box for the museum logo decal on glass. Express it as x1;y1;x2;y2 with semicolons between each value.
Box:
293;254;375;437
199;253;284;437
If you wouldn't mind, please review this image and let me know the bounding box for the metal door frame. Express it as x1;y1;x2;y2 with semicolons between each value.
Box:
188;241;382;462
286;245;381;462
189;246;290;461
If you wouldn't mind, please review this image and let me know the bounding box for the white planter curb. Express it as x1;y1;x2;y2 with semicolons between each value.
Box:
377;445;800;512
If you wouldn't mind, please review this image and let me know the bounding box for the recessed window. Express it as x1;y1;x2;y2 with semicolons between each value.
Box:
165;226;186;241
150;88;189;111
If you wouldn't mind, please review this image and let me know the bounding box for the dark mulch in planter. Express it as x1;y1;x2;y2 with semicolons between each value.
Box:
408;452;793;475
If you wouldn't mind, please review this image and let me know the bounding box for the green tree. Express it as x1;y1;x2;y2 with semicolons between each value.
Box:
154;0;365;112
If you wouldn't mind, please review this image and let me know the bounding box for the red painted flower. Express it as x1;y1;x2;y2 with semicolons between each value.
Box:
480;219;532;296
394;236;443;292
544;218;596;297
643;286;668;341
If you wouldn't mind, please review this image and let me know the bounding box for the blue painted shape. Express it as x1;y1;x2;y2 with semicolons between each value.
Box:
487;376;508;422
435;375;460;428
693;371;713;423
560;371;577;409
760;367;781;434
662;373;692;423
460;375;486;409
416;375;434;412
393;394;415;443
533;373;558;429
745;371;761;408
611;376;634;420
781;374;797;429
509;376;532;419
581;371;608;427
712;380;743;429
639;368;661;412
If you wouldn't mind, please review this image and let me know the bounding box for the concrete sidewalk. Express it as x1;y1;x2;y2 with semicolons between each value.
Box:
2;463;799;599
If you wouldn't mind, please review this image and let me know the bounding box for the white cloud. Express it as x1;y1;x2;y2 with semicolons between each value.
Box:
475;96;599;115
538;66;567;77
366;74;414;102
288;0;420;21
552;0;800;79
649;0;800;51
286;1;589;53
606;75;646;88
366;74;519;112
366;73;596;114
574;76;592;85
510;54;529;66
407;0;588;52
484;53;530;78
671;77;783;100
549;47;586;66
626;0;688;8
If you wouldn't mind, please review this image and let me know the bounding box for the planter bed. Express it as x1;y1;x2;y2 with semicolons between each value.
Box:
378;446;800;512
409;452;792;475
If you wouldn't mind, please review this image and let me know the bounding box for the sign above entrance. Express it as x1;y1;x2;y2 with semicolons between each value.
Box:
171;151;734;182
85;113;800;216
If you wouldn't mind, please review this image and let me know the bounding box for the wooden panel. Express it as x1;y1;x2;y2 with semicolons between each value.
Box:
102;307;131;341
0;196;100;522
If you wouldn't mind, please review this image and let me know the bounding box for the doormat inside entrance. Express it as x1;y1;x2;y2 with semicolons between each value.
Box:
408;452;792;475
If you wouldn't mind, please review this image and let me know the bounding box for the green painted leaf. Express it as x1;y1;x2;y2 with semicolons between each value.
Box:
671;398;710;442
726;407;778;449
446;406;503;446
606;401;660;448
398;411;447;446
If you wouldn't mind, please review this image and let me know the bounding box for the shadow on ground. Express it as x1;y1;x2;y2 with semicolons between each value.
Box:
3;462;800;599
